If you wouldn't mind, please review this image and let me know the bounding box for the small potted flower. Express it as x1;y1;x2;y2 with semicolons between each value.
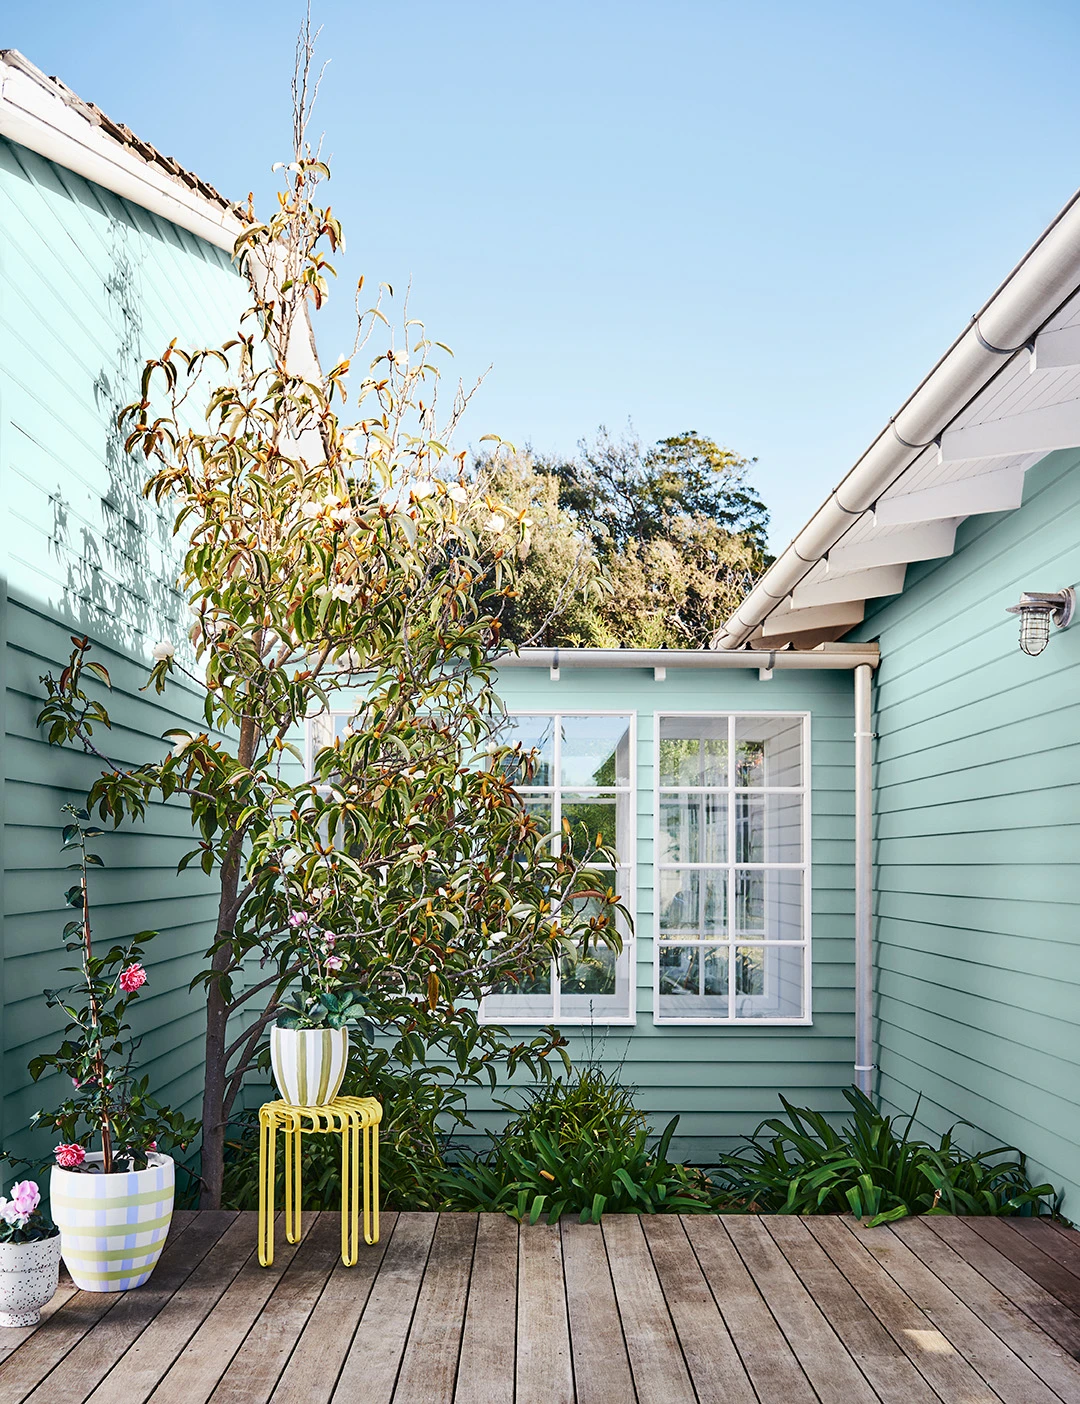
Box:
270;908;371;1106
28;808;198;1293
0;1181;60;1327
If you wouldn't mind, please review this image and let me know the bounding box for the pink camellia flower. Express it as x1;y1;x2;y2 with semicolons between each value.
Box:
288;911;309;928
9;1181;39;1217
55;1143;86;1169
147;1141;157;1152
119;962;147;993
323;933;337;949
324;954;345;971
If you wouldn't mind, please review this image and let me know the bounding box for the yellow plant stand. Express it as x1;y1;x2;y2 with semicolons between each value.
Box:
258;1095;381;1267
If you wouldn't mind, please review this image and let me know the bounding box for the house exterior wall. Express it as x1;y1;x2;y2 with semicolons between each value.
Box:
485;663;857;1157
0;135;248;1160
848;447;1080;1211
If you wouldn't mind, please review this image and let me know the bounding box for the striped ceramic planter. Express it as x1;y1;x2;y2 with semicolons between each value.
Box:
270;1026;348;1106
50;1152;174;1292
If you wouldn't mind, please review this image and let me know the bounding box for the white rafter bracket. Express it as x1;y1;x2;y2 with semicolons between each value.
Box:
940;399;1080;462
792;563;907;608
1031;325;1080;372
760;598;865;639
653;666;667;682
826;519;959;574
873;465;1025;527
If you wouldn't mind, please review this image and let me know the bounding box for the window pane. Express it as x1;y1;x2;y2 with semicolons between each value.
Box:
500;714;555;785
659;796;727;865
561;793;625;858
658;870;726;936
485;957;555;1020
734;869;803;941
310;711;356;751
560;715;631;787
734;945;804;1018
734;715;802;788
658;945;728;1017
658;717;728;787
735;793;802;863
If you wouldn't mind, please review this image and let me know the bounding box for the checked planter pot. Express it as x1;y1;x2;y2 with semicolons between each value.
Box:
50;1152;174;1292
270;1026;349;1106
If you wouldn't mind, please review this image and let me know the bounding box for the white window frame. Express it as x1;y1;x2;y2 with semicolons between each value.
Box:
480;709;637;1027
652;711;812;1026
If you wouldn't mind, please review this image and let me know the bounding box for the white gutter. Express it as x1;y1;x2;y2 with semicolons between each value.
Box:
716;182;1080;647
0;50;243;254
853;663;873;1096
497;644;879;671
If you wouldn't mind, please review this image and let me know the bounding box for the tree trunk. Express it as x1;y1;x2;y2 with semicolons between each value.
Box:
199;715;257;1209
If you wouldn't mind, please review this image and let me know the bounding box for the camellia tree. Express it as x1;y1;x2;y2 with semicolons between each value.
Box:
39;48;624;1207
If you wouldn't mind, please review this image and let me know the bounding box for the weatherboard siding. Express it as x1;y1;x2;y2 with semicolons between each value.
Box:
848;446;1080;1211
485;665;857;1157
0;134;248;1160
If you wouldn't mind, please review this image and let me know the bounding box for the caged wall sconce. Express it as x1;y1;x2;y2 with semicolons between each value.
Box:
1005;587;1075;656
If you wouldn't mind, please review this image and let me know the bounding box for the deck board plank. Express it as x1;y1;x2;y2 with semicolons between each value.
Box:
332;1211;437;1404
453;1215;517;1404
723;1215;880;1404
84;1213;254;1404
602;1214;695;1404
4;1211;1080;1404
393;1214;477;1404
0;1272;80;1368
763;1216;939;1404
515;1222;573;1404
269;1212;397;1404
640;1216;754;1404
207;1211;345;1403
844;1217;1059;1404
964;1217;1080;1312
145;1211;314;1404
683;1214;818;1403
1004;1219;1080;1281
560;1219;636;1404
895;1216;1080;1403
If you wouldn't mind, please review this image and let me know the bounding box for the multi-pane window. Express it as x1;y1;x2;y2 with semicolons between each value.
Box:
655;713;809;1024
482;712;635;1025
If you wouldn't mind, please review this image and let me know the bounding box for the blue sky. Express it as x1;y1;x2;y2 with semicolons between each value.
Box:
7;1;1080;550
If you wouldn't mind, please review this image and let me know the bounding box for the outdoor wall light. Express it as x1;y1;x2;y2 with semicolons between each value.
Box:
1005;587;1076;656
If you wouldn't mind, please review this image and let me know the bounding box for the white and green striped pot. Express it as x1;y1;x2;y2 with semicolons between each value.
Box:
270;1026;349;1106
50;1152;174;1292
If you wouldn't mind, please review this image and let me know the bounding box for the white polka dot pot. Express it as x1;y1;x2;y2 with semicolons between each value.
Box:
50;1152;174;1292
0;1233;61;1327
270;1026;349;1106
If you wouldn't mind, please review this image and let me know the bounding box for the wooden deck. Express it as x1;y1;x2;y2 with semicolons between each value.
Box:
3;1211;1080;1402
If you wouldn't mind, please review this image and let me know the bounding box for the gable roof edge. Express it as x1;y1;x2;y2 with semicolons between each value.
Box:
0;50;245;253
714;183;1080;649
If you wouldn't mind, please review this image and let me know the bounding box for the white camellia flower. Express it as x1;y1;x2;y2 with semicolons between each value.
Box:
485;514;507;534
411;480;436;499
300;501;322;518
171;734;195;758
447;484;468;503
151;641;175;661
389;348;408;373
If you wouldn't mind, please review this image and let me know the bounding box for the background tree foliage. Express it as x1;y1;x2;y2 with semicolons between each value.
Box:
484;427;770;648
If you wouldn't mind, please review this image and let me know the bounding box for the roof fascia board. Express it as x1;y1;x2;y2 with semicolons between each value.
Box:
0;53;242;252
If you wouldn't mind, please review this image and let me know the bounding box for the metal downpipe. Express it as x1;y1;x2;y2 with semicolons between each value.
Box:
854;664;874;1096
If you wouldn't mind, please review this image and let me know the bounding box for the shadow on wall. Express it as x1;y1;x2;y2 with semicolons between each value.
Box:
50;212;188;659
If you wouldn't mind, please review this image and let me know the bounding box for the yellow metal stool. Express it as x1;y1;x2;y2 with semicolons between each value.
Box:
258;1095;381;1267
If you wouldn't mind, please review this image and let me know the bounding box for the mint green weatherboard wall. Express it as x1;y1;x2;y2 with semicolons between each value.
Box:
482;664;857;1158
847;447;1080;1211
0;135;249;1162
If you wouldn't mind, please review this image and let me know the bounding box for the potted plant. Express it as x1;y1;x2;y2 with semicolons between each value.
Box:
0;1181;60;1327
28;806;197;1292
270;907;372;1106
